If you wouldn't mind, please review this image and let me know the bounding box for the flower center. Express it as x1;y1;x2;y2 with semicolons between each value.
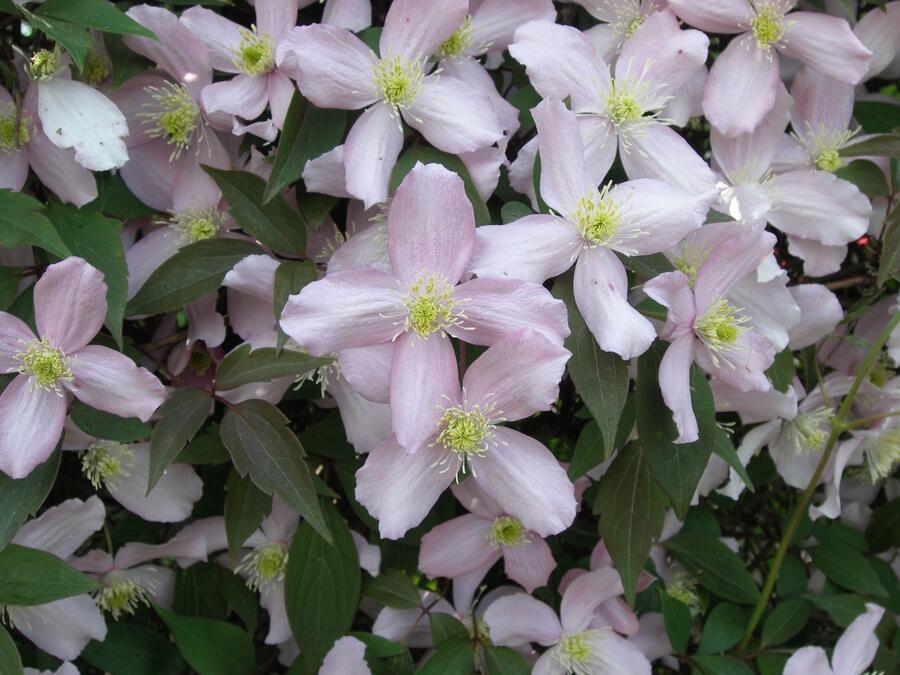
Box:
666;573;700;611
0;107;29;151
814;148;842;173
439;16;474;59
233;27;275;76
865;428;900;482
869;354;894;388
29;48;60;81
14;338;72;392
622;14;644;39
403;274;459;338
81;442;134;489
694;298;748;356
605;89;642;126
373;56;423;109
488;516;528;549
556;631;603;675
94;578;152;619
785;407;832;454
573;186;621;247
750;3;786;49
168;208;221;244
674;256;699;286
433;401;502;477
83;50;111;87
140;82;201;159
236;543;288;591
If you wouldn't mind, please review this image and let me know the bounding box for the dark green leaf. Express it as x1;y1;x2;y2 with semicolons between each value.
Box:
104;32;154;88
0;267;20;311
364;569;421;609
0;544;97;605
835;160;890;197
776;555;808;599
712;427;754;494
36;0;156;37
218;567;259;634
225;470;272;564
500;201;533;224
0;625;22;675
666;532;760;605
265;91;347;202
866;497;900;553
417;637;475;675
285;502;361;673
82;621;186;675
176;431;230;465
273;260;318;349
220;399;329;542
761;598;811;647
658;588;692;654
569;420;606;479
429;612;469;645
694;655;755;675
483;646;530;675
215;344;332;392
148;387;209;492
637;343;716;518
808;544;887;596
594;442;667;604
156;605;255;675
767;347;795;394
173;562;228;619
0;190;70;258
20;10;92;71
127;238;260;315
0;449;59;551
842;133;900;159
96;172;155;219
757;653;790;675
70;399;152;442
854;100;900;134
618;252;673;279
878;206;900;286
804;593;867;627
349;632;409;658
697;603;748;655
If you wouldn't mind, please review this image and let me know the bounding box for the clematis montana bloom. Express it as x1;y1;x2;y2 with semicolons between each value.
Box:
784;603;884;675
0;257;166;478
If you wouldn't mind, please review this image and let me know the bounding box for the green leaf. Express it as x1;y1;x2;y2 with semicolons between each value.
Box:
666;532;760;605
285;502;361;673
842;133;900;159
35;0;156;37
804;593;867;628
220;399;329;542
104;31;154;88
348;632;409;658
364;569;421;609
173;562;228;619
877;207;900;286
0;544;97;605
483;646;530;675
0;449;59;551
637;343;715;518
776;555;808;599
96;172;155;219
224;470;272;564
148;387;210;492
156;605;255;675
658;588;692;654
391;146;491;225
594;442;667;604
712;427;754;494
697;603;749;655
500;201;533;224
618;252;673;279
569;420;607;479
767;347;795;394
264;91;347;202
0;267;20;311
0;625;22;675
0;190;70;258
429;612;469;645
761;598;811;647
82;621;186;675
20;10;92;71
757;653;790;675
694;655;755;675
70;399;152;442
204;167;306;255
218;567;259;634
866;497;900;553
807;544;887;597
554;275;629;456
127;238;260;315
273;260;318;349
215;344;332;392
835;159;890;197
417;637;475;675
176;430;230;465
854;100;900;134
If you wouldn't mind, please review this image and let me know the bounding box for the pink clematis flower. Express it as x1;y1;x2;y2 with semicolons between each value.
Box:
484;568;651;675
281;162;569;452
275;0;505;207
0;257;166;478
419;478;556;593
784;603;884;675
559;0;668;62
355;328;575;540
667;0;872;136
320;636;371;675
470;99;708;359
643;227;778;443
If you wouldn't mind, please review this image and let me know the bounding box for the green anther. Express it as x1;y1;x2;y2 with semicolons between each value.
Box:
237;543;288;590
666;571;701;612
141;83;201;158
489;516;528;549
167;208;221;244
750;4;785;49
556;632;598;675
784;407;833;455
573;186;621;246
403;275;457;337
814;148;843;173
0;109;29;151
15;338;72;391
373;56;423;109
188;216;218;242
866;428;900;482
94;579;152;619
29;48;59;81
81;442;133;490
233;27;275;76
623;15;644;39
439;16;473;58
674;257;698;286
869;354;894;388
605;87;643;126
695;298;748;353
437;406;492;458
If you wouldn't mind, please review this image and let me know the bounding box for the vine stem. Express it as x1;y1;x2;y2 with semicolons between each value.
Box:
736;311;900;656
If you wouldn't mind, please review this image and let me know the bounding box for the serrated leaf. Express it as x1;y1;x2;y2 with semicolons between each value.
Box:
761;598;810;647
127;238;260;315
82;621;186;675
808;544;887;596
666;532;760;605
866;497;900;553
0;448;59;551
0;190;70;258
0;625;22;675
35;0;156;38
697;603;749;655
224;470;271;565
417;637;475;675
364;569;421;609
148;387;210;492
483;646;530;675
215;344;331;392
220;399;329;542
0;544;97;605
70;399;152;442
429;612;469;645
156;605;254;675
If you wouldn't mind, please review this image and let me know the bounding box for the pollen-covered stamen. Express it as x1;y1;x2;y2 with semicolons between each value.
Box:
864;428;900;482
373;56;424;111
555;631;604;675
749;2;788;50
784;407;833;455
94;577;153;619
488;516;529;549
14;338;73;393
600;74;666;144
83;50;112;87
236;542;289;591
402;274;462;338
800;125;858;172
81;441;134;490
666;569;701;612
140;82;202;160
233;26;275;76
432;397;503;478
694;298;749;362
869;353;895;388
166;207;222;244
0;105;29;151
674;256;699;286
439;16;476;58
28;48;60;81
573;185;622;248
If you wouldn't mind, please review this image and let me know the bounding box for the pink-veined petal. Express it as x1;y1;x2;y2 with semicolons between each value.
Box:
469;0;556;53
560;567;624;633
201;73;270;121
323;0;372;32
780;12;872;85
855;2;900;80
621;124;718;199
790;66;854;144
483;593;562;647
178;6;242;73
126;227;182;301
13;496;105;558
658;334;699;443
344;102;404;209
419;513;499;579
329;375;392;455
666;0;750;33
35;257;106;354
379;0;467;61
788;284;843;350
337;343;393;404
503;536;555;593
532;98;594;217
7;595;106;661
0;377;66;479
0;311;36;369
256;0;298;41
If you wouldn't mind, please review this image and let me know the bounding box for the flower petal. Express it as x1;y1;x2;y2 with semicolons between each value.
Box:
419;513;499;579
470;0;556;53
483;593;562;647
781;12;872;85
13;496;105;558
503;536;555;593
658;334;699;443
0;311;36;370
832;603;884;675
790;66;855;144
35;257;107;353
0;376;67;479
256;0;298;41
7;595;106;661
201;73;270;121
179;5;243;72
337;343;393;404
783;646;832;675
620;124;718;199
344;102;405;209
532;98;594;217
380;0;467;61
666;0;750;33
788;284;843;350
323;0;372;32
320;636;372;675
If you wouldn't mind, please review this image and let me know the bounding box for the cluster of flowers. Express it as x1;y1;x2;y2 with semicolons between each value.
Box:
0;0;899;673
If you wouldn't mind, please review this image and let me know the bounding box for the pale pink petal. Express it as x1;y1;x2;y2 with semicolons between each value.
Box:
350;530;381;577
451;479;504;519
35;257;106;353
419;514;499;579
658;334;699;443
666;0;750;32
662;65;707;126
256;0;298;41
260;582;291;644
320;636;371;675
7;595;106;661
379;0;467;61
0;311;36;369
470;0;555;52
126;227;183;300
855;3;900;80
580;630;652;674
118;139;180;212
643;271;695;337
703;35;780;137
832;603;885;675
560;567;624;633
788;284;843;350
337;343;393;404
579;115;618;186
788;238;846;278
459;145;504;202
790;67;854;144
404;76;503;154
279;268;403;355
275;25;378;109
0;148;28;192
696;328;774;392
473;427;576;537
179;6;242;73
115;531;210;570
13;496;105;558
781;12;872;85
483;593;562;647
268;70;295;129
503;537;555;593
329;222;391;275
222;254;277;301
507;137;539;209
583;22;622;63
303;146;350;198
390;332;459;451
330;376;392;455
201;73;270;121
65;346;165;422
694;227;777;314
260;498;300;544
344;102;404;209
26;127;97;207
532;98;593;217
783;647;833;675
185;292;226;348
462;329;570;421
593;597;640;635
373;592;455;647
574;247;656;360
532;650;565;675
356;437;453;539
629;613;673;664
322;0;371;32
0;376;67;478
388;162;475;285
451;277;569;346
728;274;798;352
620;124;717;199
